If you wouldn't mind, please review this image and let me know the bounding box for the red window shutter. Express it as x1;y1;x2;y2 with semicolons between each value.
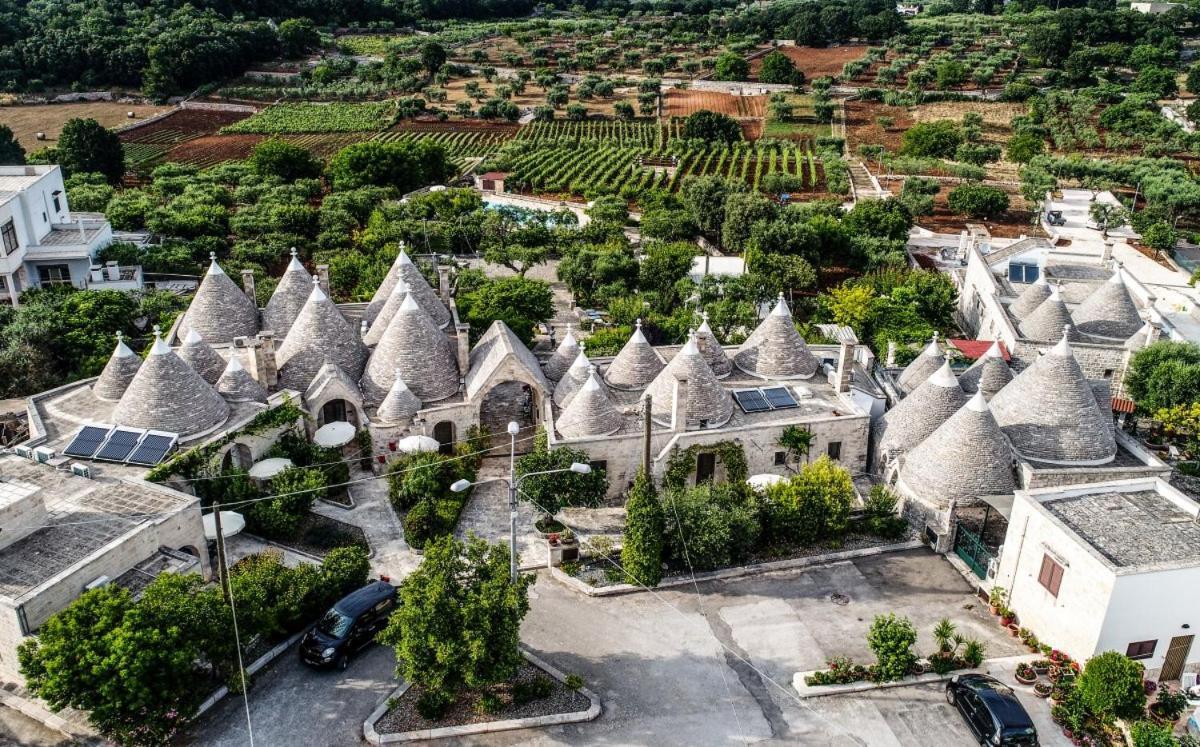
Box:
1038;554;1063;597
1049;562;1063;596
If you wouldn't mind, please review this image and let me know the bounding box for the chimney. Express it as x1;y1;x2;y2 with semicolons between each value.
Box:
360;320;369;339
254;332;278;388
90;265;104;284
105;261;120;281
671;377;689;433
836;341;854;394
241;269;256;300
886;340;897;368
316;264;330;296
1102;240;1113;268
438;265;451;303
78;218;86;243
455;322;471;374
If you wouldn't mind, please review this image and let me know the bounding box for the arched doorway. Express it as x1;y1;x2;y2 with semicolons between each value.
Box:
320;399;360;428
433;420;455;455
222;443;253;471
478;381;538;453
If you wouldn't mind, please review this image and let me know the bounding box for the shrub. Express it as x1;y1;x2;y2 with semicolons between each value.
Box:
388;451;461;511
513;675;554;705
477;691;504;715
863;485;908;539
762;456;854;546
681;110;742;144
1131;720;1177;747
947;184;1010;219
403;498;444;550
417;689;453;720
621;470;665;587
867;614;917;682
662;483;759;571
900;120;962;159
1077;651;1146;722
804;656;869;686
1154;686;1190;721
564;674;584;691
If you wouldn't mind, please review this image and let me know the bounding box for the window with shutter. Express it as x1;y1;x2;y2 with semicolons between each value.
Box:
1126;640;1156;660
1037;554;1063;597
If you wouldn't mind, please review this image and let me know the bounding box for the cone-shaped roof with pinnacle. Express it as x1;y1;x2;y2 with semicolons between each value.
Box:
216;355;268;404
989;328;1116;464
361;293;459;405
896;334;943;393
277;278;367;392
604;320;665;391
734;294;819;380
364;276;411;346
957;341;1013;400
554;344;591;407
1072;267;1143;340
93;332;141;402
898;391;1016;510
366;248;450;329
1020;283;1078;342
262;248;310;339
180;254;259;344
112;327;229;437
543;324;580;381
696;311;732;379
646;331;734;428
376;370;423;424
557;366;623;438
1009;272;1050;319
874;360;967;462
178;329;226;385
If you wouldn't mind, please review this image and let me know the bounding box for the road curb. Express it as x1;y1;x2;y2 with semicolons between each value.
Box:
793;654;1039;698
549;539;925;597
0;688;95;740
193;627;310;719
363;647;601;744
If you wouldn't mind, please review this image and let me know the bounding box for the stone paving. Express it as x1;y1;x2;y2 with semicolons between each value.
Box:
311;466;422;580
454;458;547;570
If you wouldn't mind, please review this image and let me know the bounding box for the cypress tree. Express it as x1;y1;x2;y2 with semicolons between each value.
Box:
621;469;665;587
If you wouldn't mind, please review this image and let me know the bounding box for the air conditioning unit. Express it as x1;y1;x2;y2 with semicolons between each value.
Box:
232;336;251;349
71;463;92;479
987;558;999;580
14;445;33;459
33;446;55;464
84;575;110;591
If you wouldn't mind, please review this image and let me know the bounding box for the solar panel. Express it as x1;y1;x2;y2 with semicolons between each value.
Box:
733;390;770;413
127;433;176;466
762;387;798;410
96;428;144;462
63;425;113;458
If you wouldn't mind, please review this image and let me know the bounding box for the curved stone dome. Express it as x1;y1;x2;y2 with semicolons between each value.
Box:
874;360;967;463
695;312;732;379
276;280;367;392
733;295;819;380
645;331;733;428
1019;283;1078;342
361;293;459;405
1072;268;1142;340
557;366;623;438
543;324;581;382
178;329;226;385
1009;274;1050;319
180;255;259;344
93;332;141;402
262;248;311;339
112;329;229;438
957;341;1013;400
896;334;943;393
604;320;665;391
216;356;268;404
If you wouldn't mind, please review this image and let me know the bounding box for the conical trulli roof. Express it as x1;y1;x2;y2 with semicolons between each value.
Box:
557;366;623;438
1124;321;1157;352
898;391;1015;511
543;324;580;381
363;277;410;346
734;294;819;380
874;360;967;462
93;332;141;402
896;334;943;393
956;341;1013;400
989;330;1116;464
112;328;229;437
361;293;459;405
376;370;423;424
1019;284;1078;342
178;329;226;385
180;254;259;344
604;320;665;391
363;244;408;327
696;312;732;379
216;356;268;404
277;279;367;392
646;331;733;428
554;345;591;407
1009;273;1050;319
262;248;310;339
1072;268;1142;340
367;248;450;329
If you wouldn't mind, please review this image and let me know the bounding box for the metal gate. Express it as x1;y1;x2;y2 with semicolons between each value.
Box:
954;524;995;579
1160;635;1194;682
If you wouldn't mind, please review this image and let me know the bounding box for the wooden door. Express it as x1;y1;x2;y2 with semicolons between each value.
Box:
696;452;715;484
1160;635;1194;682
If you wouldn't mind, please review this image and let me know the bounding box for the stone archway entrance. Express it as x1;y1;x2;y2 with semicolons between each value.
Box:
223;443;253;471
319;399;360;428
432;420;455;455
479;380;538;453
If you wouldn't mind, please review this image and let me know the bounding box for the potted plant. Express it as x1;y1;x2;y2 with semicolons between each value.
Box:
989;587;1008;616
1015;663;1038;685
1032;659;1051;675
1150;687;1189;723
1007;622;1020;637
1034;681;1053;698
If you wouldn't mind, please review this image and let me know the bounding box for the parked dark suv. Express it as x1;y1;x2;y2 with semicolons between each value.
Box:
1045;210;1066;226
946;674;1039;746
299;580;397;670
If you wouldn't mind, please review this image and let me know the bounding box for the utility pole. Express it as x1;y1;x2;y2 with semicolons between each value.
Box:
507;421;519;585
212;501;230;603
642;394;652;476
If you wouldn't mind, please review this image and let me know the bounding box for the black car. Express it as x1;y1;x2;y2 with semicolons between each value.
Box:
1045;210;1066;226
299;580;397;670
946;674;1039;746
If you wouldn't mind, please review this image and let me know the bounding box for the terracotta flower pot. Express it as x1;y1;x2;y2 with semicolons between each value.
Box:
1034;683;1053;698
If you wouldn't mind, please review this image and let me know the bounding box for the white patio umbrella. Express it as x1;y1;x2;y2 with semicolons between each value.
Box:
202;510;246;540
746;473;785;492
396;435;440;454
314;421;356;448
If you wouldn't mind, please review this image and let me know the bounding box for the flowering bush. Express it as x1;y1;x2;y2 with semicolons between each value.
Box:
804;656;870;686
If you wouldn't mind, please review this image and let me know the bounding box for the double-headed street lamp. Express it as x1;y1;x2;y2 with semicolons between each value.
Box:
451;420;590;583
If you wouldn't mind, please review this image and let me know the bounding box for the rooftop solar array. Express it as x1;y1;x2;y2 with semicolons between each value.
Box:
62;424;178;467
733;387;800;414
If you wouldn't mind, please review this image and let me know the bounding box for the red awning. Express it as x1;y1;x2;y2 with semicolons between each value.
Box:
1111;397;1136;414
947;339;1011;361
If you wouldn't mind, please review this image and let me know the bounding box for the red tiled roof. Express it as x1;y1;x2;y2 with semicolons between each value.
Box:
948;339;1011;361
479;171;508;180
1111;397;1136;414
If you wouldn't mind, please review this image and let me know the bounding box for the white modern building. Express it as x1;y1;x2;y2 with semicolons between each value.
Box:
0;165;138;306
993;477;1200;680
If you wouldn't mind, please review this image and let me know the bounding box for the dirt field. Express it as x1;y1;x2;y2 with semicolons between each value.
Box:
909;101;1025;144
845;99;913;153
164;134;263;168
750;45;868;81
0;101;173;149
882;181;1043;239
441;77;634;117
663;89;765;119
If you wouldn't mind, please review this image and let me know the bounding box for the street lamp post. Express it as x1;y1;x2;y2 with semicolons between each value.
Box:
451;420;590;584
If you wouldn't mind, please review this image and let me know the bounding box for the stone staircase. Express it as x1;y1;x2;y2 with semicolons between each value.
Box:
848;161;887;201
